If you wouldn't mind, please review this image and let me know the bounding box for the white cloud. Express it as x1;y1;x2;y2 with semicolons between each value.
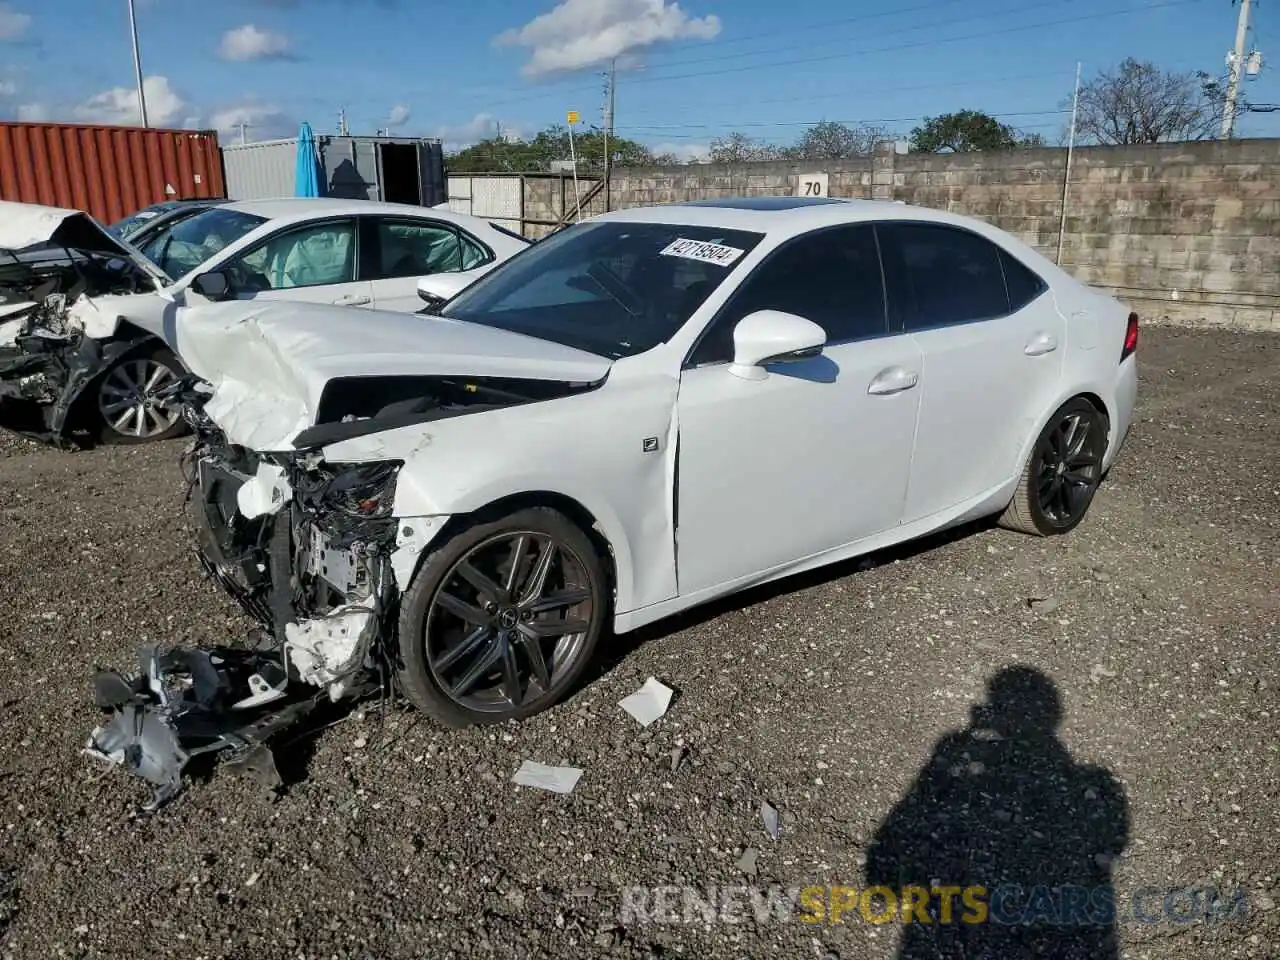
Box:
0;80;15;98
496;0;719;77
218;24;291;61
72;75;185;127
15;102;45;121
649;141;710;163
387;103;410;127
209;101;293;141
0;5;31;43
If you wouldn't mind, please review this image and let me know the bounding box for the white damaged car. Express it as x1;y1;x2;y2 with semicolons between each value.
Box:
87;197;1139;806
0;198;529;445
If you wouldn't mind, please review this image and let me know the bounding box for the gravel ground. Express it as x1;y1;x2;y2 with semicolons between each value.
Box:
0;325;1276;960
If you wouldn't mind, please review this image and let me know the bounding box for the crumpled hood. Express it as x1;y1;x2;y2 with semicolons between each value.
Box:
0;200;169;289
173;299;613;451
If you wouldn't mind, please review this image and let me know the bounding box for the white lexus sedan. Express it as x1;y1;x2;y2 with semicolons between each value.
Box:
87;197;1139;802
0;197;529;444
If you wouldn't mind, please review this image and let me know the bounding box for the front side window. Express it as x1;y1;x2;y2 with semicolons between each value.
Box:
883;222;1010;330
442;221;765;359
137;207;268;281
376;219;489;279
226;220;357;292
690;224;887;365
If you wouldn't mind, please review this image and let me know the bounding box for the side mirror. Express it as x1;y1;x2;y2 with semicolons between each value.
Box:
191;270;231;301
728;310;826;381
417;272;474;306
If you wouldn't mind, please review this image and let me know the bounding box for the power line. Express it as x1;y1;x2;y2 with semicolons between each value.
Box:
445;0;1203;117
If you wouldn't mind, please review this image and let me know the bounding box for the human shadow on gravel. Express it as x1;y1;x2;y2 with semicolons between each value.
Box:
864;666;1130;960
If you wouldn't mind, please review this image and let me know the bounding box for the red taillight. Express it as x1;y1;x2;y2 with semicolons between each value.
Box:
1121;311;1138;361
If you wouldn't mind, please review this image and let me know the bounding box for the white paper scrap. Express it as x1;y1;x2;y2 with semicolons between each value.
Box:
511;760;584;794
618;677;674;728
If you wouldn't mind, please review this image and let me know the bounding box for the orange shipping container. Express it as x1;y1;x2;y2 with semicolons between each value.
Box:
0;121;226;226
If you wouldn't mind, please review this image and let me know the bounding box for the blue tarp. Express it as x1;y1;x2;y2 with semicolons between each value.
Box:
295;122;321;197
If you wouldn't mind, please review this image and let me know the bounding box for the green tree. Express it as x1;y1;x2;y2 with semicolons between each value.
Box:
445;124;655;172
908;110;1041;153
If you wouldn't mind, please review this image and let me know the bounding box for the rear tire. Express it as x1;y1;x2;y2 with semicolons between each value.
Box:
999;397;1109;536
93;344;189;445
395;507;608;728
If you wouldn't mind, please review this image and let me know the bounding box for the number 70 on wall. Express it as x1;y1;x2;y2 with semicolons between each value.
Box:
796;173;829;197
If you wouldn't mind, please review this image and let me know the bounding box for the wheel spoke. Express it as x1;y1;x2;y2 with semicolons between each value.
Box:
518;541;556;605
504;535;530;595
435;625;491;672
101;397;133;416
1066;451;1099;469
520;617;589;640
145;364;169;391
450;636;503;696
528;587;592;614
1064;468;1094;485
518;633;553;690
456;561;508;605
435;590;489;625
500;644;524;706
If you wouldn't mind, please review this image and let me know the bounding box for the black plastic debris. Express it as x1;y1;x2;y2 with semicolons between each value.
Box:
85;645;321;811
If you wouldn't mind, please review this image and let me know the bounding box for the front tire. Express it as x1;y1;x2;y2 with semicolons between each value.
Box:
94;344;188;444
999;398;1109;536
395;507;608;727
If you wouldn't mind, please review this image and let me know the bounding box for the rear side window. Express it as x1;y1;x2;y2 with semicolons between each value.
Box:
882;223;1011;330
999;249;1047;310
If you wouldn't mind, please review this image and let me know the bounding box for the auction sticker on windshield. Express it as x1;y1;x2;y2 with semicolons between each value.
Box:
659;238;745;267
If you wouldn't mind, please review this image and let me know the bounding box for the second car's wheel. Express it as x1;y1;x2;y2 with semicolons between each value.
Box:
95;345;188;444
999;397;1109;536
396;506;609;728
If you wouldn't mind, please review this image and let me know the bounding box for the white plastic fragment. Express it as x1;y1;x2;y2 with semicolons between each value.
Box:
618;677;674;728
235;461;292;520
761;800;782;840
511;760;583;794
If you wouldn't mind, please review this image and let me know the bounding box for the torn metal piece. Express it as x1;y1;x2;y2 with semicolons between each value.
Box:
83;645;321;811
511;760;584;794
619;677;674;728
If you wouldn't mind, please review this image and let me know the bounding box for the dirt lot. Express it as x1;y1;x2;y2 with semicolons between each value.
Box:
0;325;1276;960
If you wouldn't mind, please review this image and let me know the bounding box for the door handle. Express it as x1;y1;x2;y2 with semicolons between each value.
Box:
867;366;919;396
1024;332;1058;356
334;294;371;306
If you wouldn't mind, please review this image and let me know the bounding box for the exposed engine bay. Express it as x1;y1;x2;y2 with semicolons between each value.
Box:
86;372;596;808
0;238;157;444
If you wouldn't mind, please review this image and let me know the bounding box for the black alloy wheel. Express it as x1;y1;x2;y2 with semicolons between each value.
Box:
396;507;607;727
999;397;1109;536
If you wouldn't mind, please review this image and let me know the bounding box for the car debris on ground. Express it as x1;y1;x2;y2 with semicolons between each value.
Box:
511;760;584;794
618;677;675;727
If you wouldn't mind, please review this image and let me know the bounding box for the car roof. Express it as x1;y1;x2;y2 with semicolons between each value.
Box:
218;197;487;226
591;197;968;234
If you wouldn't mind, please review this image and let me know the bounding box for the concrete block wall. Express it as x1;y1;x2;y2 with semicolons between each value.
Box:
597;139;1280;332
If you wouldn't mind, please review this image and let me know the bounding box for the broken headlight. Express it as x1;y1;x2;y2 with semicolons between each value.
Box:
297;460;403;520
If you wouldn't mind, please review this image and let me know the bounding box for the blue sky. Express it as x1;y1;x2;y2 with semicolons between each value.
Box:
1;0;1277;157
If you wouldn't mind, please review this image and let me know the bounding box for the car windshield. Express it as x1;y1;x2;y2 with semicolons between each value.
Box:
107;206;166;240
441;221;765;359
136;207;268;281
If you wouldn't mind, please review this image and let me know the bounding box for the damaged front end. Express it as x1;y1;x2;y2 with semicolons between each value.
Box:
87;387;409;808
0;291;151;445
0;202;168;444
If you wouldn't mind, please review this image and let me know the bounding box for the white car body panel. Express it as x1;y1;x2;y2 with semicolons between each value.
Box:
187;198;1139;636
0;198;528;343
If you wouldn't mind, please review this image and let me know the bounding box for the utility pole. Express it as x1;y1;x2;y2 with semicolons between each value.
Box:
1222;0;1254;138
1057;61;1082;267
126;0;149;127
603;58;616;212
238;121;248;145
338;107;349;137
